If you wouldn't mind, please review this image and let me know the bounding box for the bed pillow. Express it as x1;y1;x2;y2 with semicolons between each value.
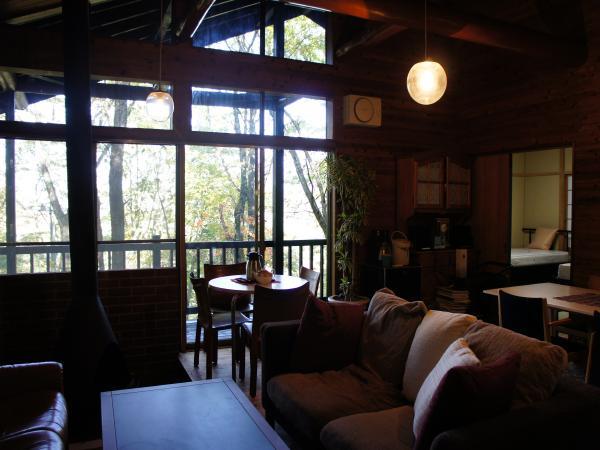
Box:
528;227;558;250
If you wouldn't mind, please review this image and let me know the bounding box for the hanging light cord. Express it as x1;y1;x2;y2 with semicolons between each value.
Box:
424;0;428;60
158;0;164;92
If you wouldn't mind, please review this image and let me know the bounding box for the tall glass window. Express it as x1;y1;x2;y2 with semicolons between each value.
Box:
0;140;70;274
96;143;177;270
91;80;173;130
193;0;329;64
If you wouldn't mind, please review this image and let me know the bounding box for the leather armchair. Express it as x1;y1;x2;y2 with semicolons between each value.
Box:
0;362;68;449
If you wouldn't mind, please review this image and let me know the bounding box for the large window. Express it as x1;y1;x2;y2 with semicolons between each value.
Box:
0;73;67;124
193;0;329;64
0;139;69;274
91;80;173;130
96;143;177;270
192;86;328;138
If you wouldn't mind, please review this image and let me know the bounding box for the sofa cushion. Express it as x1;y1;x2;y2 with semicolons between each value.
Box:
403;310;476;402
360;289;427;386
414;351;521;450
0;430;65;450
464;320;567;407
0;390;68;442
320;406;415;450
290;295;365;373
413;338;480;443
267;364;406;442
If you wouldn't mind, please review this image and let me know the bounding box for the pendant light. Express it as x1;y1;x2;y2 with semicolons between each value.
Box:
146;0;174;122
406;0;447;105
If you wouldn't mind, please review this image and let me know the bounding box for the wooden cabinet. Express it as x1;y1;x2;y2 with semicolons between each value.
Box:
415;157;471;211
361;264;421;301
413;248;475;305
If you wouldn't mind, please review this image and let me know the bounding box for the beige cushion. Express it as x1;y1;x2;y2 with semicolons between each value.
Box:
402;310;476;402
321;406;415;450
528;227;558;250
412;338;480;439
464;320;568;408
267;364;406;442
360;289;428;386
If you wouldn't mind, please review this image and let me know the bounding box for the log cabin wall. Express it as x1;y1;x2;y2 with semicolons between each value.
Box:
455;0;600;285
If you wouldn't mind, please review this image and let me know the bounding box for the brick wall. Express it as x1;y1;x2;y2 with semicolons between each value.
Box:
0;269;181;381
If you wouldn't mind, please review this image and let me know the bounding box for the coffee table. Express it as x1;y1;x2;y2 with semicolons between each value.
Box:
101;378;288;450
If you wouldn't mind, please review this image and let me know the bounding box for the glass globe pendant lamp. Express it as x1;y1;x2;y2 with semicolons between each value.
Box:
407;60;447;105
146;89;174;122
407;0;447;105
146;0;174;122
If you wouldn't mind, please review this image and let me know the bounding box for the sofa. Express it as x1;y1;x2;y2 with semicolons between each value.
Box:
0;362;68;449
261;289;600;450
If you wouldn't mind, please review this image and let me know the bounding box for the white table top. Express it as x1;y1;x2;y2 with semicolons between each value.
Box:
208;274;307;294
483;282;600;316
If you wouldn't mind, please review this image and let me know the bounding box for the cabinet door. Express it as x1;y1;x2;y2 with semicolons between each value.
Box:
415;159;445;209
446;158;471;209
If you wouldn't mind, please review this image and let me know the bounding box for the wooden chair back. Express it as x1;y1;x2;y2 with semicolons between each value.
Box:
204;262;247;282
204;262;248;310
190;273;211;327
586;311;600;387
251;283;310;340
498;290;549;341
299;266;321;296
588;275;600;290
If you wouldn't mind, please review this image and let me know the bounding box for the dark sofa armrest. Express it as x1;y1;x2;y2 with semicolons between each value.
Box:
431;376;600;450
261;320;300;411
0;362;63;398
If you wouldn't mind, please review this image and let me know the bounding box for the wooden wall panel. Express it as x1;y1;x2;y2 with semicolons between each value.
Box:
455;1;600;284
470;154;511;265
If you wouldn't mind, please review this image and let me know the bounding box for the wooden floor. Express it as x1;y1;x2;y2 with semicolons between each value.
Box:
178;346;265;414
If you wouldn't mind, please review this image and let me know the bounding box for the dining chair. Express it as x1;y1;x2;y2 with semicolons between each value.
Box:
240;283;310;397
299;266;321;296
588;275;600;290
498;290;589;359
498;290;550;341
189;273;249;377
204;262;251;312
585;311;600;387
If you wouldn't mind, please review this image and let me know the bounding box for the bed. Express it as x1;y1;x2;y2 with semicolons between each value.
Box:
510;228;571;283
510;248;570;267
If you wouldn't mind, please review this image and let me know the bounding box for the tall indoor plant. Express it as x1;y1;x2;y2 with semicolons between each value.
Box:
326;153;375;301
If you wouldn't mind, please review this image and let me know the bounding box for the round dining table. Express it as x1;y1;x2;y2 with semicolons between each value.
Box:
208;273;308;380
208;273;308;294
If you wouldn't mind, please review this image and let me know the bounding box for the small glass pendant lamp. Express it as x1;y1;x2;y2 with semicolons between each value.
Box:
146;0;174;122
406;0;447;105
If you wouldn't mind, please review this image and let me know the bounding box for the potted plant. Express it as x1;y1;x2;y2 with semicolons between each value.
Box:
326;153;375;302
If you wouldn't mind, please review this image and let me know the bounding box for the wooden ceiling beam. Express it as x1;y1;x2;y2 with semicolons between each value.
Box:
175;0;216;39
281;0;587;66
336;23;406;58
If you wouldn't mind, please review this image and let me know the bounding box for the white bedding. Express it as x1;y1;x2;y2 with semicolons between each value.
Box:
510;248;570;267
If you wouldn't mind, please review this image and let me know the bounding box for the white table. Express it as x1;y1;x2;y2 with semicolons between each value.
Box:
483;282;600;317
208;274;308;295
208;274;308;379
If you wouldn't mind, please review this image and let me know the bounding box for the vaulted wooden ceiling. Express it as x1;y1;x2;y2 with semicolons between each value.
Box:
0;0;588;64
